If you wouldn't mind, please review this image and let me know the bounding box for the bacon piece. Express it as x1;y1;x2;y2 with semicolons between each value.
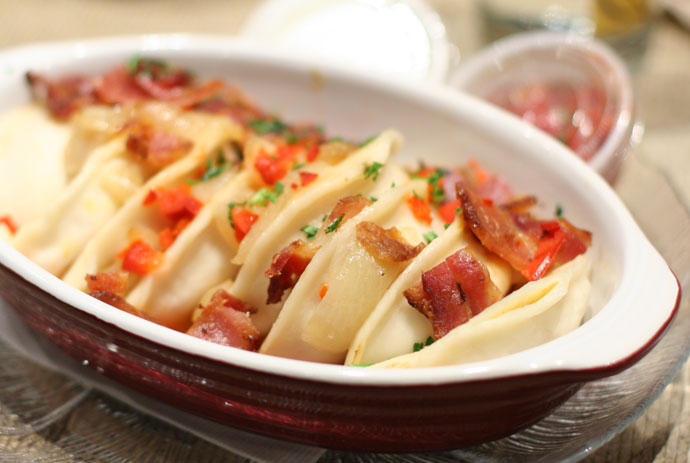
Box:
421;261;471;339
404;247;504;339
0;215;19;235
26;72;97;120
118;240;164;276
458;181;539;272
265;239;320;304
187;290;260;350
194;85;264;125
459;160;514;205
445;248;501;316
521;219;591;281
501;195;538;214
325;195;372;229
85;272;128;295
126;122;193;168
94;66;150;105
90;290;152;320
356;221;425;263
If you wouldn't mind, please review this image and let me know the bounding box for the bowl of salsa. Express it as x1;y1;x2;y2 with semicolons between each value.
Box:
451;31;635;183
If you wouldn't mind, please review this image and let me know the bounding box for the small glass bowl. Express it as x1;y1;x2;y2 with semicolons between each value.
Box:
450;31;635;183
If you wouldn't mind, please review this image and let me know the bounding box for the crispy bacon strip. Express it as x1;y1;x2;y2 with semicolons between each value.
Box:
445;248;501;316
90;291;152;321
85;272;128;295
187;290;260;351
26;72;98;120
265;240;321;304
420;261;471;339
325;195;372;229
356;221;425;263
404;248;502;340
126;122;193;168
458;181;539;272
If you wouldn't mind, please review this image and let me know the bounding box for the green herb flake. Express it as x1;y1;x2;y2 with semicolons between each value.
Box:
363;162;384;181
322;214;328;222
444;223;451;229
249;188;278;206
370;196;378;202
274;181;285;196
413;336;434;352
325;215;344;234
427;169;446;206
292;162;306;171
391;181;396;188
301;225;319;240
327;136;345;143
127;54;141;74
248;118;287;135
555;204;563;218
349;363;373;367
413;190;423;201
423;231;438;243
188;153;228;185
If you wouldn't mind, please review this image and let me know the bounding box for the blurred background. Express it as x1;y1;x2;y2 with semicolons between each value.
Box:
0;0;689;462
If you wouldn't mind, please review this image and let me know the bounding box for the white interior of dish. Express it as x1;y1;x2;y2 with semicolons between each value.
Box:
449;31;634;181
0;35;677;386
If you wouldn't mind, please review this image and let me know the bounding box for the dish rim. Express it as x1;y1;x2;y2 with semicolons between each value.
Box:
0;33;680;387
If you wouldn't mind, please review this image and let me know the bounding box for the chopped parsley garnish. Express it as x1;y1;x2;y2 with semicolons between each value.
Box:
555;204;563;218
283;131;298;144
300;225;319;240
327;136;345;143
187;152;228;185
227;201;246;229
292;161;306;171
413;190;423;201
249;181;283;207
444;223;451;229
427;170;445;206
248;118;287;135
370;196;378;202
322;214;328;222
413;336;434;352
360;134;378;147
391;181;396;188
325;215;344;234
423;231;438;243
363;162;384;181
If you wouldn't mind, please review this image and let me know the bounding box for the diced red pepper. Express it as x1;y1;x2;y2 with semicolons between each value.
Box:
407;193;432;225
299;171;318;187
437;200;461;225
158;217;191;251
306;145;319;162
0;215;18;235
319;283;329;299
143;184;203;222
231;206;258;243
118;240;164;275
521;221;566;281
254;145;301;186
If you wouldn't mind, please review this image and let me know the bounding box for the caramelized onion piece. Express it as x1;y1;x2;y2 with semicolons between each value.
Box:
458;181;538;271
265;240;320;304
90;291;152;321
126;122;193;168
187;290;260;351
324;195;372;229
356;221;425;263
85;272;128;295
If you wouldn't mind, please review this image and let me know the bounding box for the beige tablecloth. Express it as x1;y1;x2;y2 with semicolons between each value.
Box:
0;1;688;461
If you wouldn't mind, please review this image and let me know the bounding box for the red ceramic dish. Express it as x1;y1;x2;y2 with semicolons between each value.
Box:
0;35;680;452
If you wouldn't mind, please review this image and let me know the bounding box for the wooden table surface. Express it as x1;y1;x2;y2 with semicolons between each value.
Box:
0;1;688;462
